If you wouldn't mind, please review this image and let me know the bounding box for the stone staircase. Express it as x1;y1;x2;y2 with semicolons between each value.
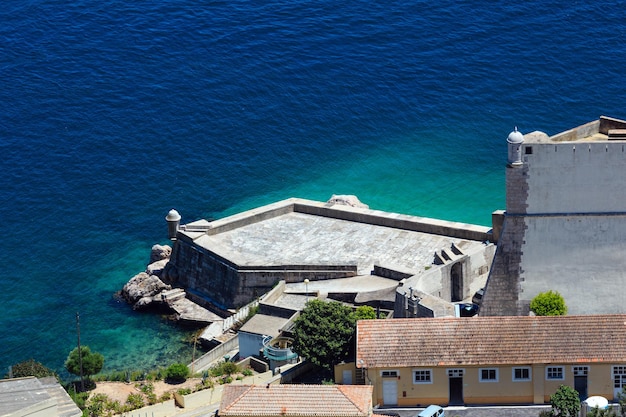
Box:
433;243;464;265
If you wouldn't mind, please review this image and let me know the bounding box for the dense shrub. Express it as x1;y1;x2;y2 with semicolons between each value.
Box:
165;363;190;383
85;393;122;417
530;290;567;316
550;385;580;417
6;359;57;379
125;393;145;410
210;361;241;377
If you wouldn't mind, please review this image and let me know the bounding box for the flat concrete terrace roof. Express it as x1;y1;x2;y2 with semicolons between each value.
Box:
526;115;626;143
181;198;491;275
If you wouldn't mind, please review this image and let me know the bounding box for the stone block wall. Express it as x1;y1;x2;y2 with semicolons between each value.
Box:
169;236;357;310
480;215;527;316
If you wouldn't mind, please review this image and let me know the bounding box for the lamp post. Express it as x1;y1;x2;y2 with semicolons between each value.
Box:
304;279;309;303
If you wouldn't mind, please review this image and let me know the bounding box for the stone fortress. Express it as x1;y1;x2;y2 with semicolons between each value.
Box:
163;197;495;319
159;115;626;322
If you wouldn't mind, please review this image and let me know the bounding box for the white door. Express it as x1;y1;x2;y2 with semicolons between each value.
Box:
383;380;398;405
343;370;353;384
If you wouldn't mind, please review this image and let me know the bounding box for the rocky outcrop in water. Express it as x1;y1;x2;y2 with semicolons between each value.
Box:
149;244;172;264
121;272;171;310
118;243;217;325
326;194;369;209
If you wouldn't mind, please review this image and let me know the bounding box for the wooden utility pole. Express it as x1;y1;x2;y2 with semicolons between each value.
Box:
76;312;85;392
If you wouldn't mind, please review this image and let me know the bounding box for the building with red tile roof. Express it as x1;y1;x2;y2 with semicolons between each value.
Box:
352;315;626;406
218;384;374;417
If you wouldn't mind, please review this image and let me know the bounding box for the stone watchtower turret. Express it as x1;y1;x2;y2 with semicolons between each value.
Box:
481;128;529;316
505;128;528;216
507;127;524;167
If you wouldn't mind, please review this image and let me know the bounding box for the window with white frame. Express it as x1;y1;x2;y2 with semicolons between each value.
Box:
546;366;564;380
413;369;433;384
380;370;398;378
479;368;498;382
513;367;531;381
573;366;589;376
613;366;626;391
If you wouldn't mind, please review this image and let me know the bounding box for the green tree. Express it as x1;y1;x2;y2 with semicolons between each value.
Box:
291;300;376;371
6;359;57;379
550;385;580;417
65;346;104;381
530;290;567;316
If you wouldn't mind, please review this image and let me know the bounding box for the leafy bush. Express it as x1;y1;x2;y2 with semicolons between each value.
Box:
85;393;122;417
530;290;567;316
210;361;241;377
587;406;617;417
6;359;57;379
242;368;253;377
67;388;89;410
125;393;145;410
550;385;580;417
165;363;190;383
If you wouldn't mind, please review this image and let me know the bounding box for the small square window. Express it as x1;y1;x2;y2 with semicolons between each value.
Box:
480;368;498;382
513;367;531;381
525;146;533;155
413;369;432;384
547;366;564;380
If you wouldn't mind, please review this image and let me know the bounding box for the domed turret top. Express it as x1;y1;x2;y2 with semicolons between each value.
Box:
166;209;181;222
507;127;524;144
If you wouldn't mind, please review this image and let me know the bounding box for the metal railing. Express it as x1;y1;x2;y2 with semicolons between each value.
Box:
263;336;298;362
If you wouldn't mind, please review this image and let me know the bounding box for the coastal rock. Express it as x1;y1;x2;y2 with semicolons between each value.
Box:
122;272;171;306
326;194;369;209
150;244;172;264
146;258;169;278
133;296;156;311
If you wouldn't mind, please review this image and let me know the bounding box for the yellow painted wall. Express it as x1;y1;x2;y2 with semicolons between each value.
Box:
367;363;621;406
334;362;356;384
587;364;615;400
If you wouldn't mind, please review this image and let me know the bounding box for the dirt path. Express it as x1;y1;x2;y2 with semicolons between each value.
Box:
89;378;203;404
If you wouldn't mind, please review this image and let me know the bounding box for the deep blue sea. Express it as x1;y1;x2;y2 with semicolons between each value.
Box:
1;0;625;378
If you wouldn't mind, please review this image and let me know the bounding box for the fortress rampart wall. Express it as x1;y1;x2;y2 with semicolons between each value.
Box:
203;198;493;241
520;141;626;214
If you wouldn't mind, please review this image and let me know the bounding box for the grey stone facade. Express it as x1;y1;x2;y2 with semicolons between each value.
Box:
482;116;626;316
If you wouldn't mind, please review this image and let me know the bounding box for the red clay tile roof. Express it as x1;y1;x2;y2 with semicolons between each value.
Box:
218;384;373;417
356;315;626;368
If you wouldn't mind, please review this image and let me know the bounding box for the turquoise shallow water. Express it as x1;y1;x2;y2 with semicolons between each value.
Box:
1;0;625;377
